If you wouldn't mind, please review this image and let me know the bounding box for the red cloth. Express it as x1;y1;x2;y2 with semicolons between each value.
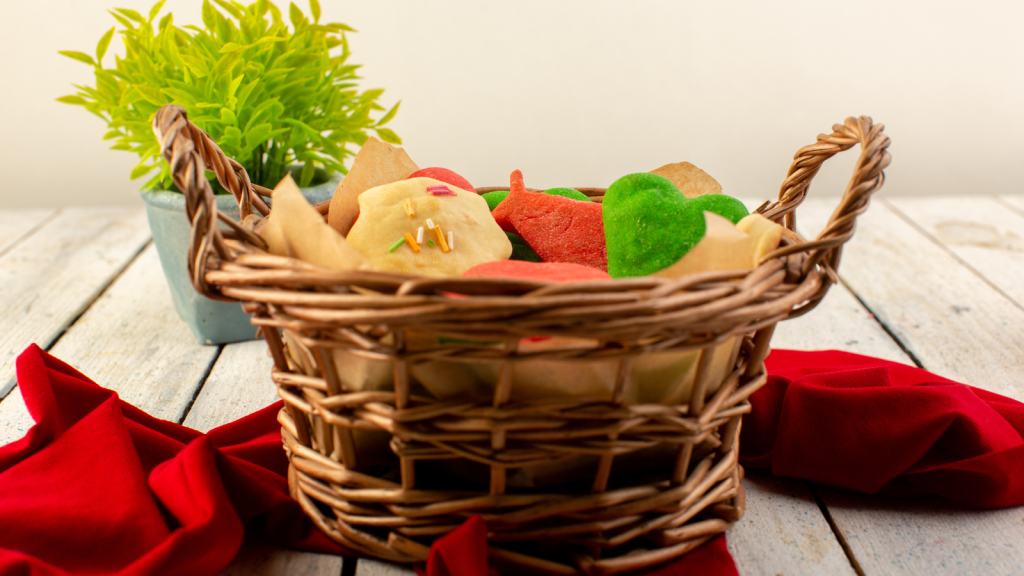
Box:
3;345;1023;576
746;349;1024;509
0;344;348;576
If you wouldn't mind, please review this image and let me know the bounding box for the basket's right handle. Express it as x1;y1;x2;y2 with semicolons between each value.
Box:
759;116;891;277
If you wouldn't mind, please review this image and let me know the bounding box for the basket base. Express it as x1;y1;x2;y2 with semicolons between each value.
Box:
284;448;745;575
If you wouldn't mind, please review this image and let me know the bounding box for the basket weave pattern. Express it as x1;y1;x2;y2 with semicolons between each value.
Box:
152;107;889;575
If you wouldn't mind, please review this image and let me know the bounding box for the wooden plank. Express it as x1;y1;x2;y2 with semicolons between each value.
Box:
0;387;34;447
219;540;343;576
998;194;1024;214
887;196;1024;309
0;208;57;256
0;207;151;398
794;198;1024;400
356;558;413;575
181;340;344;576
812;490;1024;575
772;282;913;365
0;244;220;446
181;340;277;432
794;197;1024;574
728;472;856;575
42;244;219;422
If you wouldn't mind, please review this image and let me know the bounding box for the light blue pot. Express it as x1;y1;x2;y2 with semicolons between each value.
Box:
142;172;340;345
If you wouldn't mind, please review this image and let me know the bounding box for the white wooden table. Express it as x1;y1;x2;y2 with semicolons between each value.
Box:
2;195;1023;575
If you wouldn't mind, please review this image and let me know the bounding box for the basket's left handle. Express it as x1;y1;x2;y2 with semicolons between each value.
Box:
152;104;268;299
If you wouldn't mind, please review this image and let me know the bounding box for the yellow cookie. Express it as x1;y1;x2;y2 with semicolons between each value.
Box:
346;178;512;277
737;213;785;265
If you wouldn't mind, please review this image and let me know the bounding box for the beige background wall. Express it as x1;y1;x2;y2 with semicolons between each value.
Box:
1;0;1021;209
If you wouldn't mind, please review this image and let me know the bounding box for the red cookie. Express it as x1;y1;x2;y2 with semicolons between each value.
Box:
491;170;607;270
462;260;611;283
407;167;476;193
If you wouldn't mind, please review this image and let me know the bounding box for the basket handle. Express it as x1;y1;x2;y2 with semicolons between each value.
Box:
758;116;891;277
152;105;269;299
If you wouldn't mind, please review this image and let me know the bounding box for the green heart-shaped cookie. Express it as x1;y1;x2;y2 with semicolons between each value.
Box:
603;173;749;277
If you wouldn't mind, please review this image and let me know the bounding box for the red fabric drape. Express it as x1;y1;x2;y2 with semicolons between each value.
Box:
2;345;1023;576
747;349;1024;509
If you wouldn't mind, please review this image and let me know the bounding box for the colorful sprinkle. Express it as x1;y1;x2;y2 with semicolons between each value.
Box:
448;231;454;251
404;232;421;253
430;186;456;196
426;218;436;230
416;226;424;244
404;198;416;217
427;185;450;190
434;225;450;253
388;237;406;253
428;239;435;247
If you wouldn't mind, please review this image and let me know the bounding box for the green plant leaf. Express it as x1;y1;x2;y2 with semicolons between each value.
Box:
59;51;96;66
148;0;167;21
326;22;355;33
219;42;244;53
374;100;400;127
375;128;401;145
103;130;122;139
211;0;245;20
114;8;147;23
201;1;217;31
253;35;286;46
309;0;320;24
95;27;116;64
56;95;88;105
299;159;315;186
158;12;174;32
108;10;134;29
135;85;167;105
214;51;241;75
288;3;304;28
130;162;154;179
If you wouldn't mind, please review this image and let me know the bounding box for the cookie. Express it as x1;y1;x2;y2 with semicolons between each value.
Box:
345;177;511;277
602;172;748;277
491;170;607;270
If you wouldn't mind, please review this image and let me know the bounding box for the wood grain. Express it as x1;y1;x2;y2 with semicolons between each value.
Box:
0;387;34;446
219;539;342;576
0;208;56;255
772;282;912;365
182;340;277;432
887;196;1024;309
728;472;856;575
0;244;220;442
998;194;1024;214
356;558;414;576
795;197;1024;575
0;207;151;398
814;489;1024;575
795;198;1024;400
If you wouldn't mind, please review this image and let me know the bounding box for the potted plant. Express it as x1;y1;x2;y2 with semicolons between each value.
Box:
59;0;401;344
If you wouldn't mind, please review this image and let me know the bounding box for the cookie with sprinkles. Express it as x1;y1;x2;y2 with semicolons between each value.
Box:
346;177;511;277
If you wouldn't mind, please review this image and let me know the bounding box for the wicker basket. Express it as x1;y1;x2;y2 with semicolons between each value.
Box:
152;106;889;575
